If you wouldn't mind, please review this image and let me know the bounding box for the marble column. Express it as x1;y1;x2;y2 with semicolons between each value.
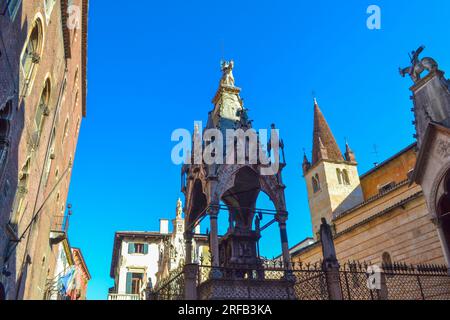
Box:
184;230;193;265
276;213;292;270
209;208;220;267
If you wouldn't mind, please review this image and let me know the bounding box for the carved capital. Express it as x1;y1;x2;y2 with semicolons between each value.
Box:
275;212;288;225
208;206;219;218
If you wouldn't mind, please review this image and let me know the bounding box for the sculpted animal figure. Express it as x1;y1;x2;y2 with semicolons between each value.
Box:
399;46;438;82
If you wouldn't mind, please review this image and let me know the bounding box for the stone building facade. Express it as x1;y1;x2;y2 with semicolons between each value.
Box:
293;49;450;268
0;0;88;300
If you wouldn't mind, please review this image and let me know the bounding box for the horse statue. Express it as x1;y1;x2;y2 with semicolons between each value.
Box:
399;46;438;83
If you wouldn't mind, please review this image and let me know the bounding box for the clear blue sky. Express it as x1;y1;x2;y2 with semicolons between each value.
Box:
66;0;450;300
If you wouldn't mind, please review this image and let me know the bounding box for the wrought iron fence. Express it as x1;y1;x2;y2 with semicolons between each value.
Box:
152;268;185;300
196;261;450;300
338;261;450;300
152;260;450;300
197;263;329;300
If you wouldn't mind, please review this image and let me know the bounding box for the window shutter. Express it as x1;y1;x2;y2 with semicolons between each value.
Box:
128;243;135;254
125;272;133;294
143;244;149;254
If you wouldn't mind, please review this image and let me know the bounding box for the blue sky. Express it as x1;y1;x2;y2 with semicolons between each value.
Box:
66;0;450;299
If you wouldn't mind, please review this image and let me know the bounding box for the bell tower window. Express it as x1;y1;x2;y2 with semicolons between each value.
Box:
342;169;350;185
312;174;321;193
336;169;343;184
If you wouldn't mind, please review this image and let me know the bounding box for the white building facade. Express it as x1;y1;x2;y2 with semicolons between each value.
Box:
108;200;208;300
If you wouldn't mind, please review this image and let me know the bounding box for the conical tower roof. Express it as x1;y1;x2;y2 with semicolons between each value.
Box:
312;99;344;165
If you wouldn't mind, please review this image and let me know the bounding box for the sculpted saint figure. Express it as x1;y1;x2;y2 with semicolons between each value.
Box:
220;60;235;87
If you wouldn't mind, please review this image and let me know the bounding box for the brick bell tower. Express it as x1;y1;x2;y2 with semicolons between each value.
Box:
303;99;364;238
181;60;292;271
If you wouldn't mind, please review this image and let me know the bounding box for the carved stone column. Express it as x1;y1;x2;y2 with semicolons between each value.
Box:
183;264;199;300
276;213;292;270
320;218;343;300
209;208;220;267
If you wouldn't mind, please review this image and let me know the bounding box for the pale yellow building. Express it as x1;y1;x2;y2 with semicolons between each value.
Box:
294;93;448;267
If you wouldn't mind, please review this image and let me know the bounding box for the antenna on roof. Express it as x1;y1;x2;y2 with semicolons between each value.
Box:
221;39;225;62
372;144;380;167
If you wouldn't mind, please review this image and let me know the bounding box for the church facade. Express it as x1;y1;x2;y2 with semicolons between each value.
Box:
293;48;450;269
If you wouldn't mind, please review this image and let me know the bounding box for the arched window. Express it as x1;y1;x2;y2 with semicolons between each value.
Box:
43;127;56;186
312;174;321;193
342;169;350;185
336;169;343;184
0;101;12;179
21;19;43;95
33;79;51;147
437;170;450;253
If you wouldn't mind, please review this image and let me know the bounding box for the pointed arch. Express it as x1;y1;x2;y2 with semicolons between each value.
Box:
312;173;321;193
21;16;44;96
33;78;51;147
437;170;450;252
186;179;208;226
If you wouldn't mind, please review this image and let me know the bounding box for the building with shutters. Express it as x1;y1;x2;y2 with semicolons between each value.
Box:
108;199;209;300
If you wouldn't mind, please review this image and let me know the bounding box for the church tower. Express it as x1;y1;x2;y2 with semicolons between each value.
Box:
303;99;364;238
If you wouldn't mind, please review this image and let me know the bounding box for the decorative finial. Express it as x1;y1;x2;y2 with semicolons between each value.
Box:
302;148;311;173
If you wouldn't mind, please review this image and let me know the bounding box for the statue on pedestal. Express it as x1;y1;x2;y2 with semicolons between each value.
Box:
399;45;438;83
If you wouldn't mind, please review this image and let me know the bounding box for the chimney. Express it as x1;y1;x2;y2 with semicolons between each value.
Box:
159;219;169;234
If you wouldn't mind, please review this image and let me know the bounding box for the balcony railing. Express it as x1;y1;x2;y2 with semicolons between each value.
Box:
51;215;70;233
108;293;141;301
